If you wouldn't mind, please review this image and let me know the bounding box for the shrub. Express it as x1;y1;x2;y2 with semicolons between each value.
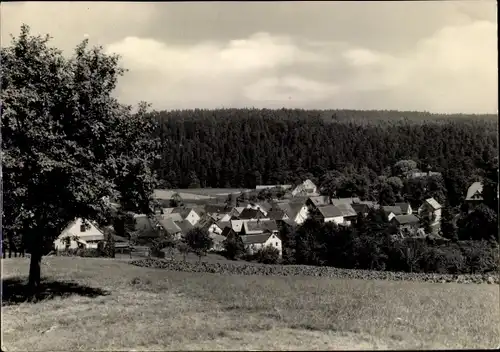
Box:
223;232;245;260
254;246;280;264
184;228;213;262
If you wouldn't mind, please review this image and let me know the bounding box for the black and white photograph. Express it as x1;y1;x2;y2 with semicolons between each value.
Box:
1;1;498;350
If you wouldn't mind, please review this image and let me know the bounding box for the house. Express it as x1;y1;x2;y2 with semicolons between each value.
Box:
351;203;371;216
382;206;403;221
394;203;413;215
197;215;223;235
418;198;442;234
54;218;105;250
306;195;331;208
174;220;195;235
291;179;318;197
315;205;344;225
133;214;156;232
217;221;231;232
391;214;421;236
238;208;269;221
221;227;237;238
465;181;483;204
266;209;289;221
334;203;358;226
157;217;182;239
275;201;309;225
162;207;201;226
242;220;279;236
229;219;244;233
331;197;361;206
232;207;247;216
241;233;282;257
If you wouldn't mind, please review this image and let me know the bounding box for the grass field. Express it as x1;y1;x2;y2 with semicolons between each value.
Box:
2;257;499;350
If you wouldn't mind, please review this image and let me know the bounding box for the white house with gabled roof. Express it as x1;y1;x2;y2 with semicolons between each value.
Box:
54;218;105;250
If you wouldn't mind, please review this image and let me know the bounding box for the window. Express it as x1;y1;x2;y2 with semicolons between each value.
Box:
80;224;86;232
275;242;278;247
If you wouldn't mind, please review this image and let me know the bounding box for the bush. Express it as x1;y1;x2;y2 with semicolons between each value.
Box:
254;246;280;264
56;244;115;258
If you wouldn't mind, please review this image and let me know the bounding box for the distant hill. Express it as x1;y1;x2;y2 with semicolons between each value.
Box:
150;108;497;125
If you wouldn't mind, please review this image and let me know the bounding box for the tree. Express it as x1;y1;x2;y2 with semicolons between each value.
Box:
458;204;498;241
223;231;245;260
254;246;280;264
1;26;160;290
169;193;183;207
440;205;458;241
184;227;213;262
393;160;418;177
187;171;200;189
420;214;433;235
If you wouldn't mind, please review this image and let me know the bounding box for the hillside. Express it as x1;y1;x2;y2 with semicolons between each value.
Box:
2;257;499;350
150;108;497;192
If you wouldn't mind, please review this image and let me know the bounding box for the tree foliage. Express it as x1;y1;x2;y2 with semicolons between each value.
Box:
184;227;213;261
1;25;160;288
223;231;245;260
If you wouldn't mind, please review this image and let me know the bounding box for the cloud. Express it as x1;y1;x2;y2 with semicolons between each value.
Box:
337;21;498;113
2;2;497;113
244;76;340;106
107;33;330;109
1;2;158;52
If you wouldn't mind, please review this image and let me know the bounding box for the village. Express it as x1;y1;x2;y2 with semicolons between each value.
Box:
51;178;486;258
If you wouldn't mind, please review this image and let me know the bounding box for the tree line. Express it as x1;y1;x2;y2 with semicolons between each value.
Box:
151;109;497;208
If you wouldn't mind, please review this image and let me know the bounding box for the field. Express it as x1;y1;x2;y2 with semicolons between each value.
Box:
153;188;251;201
2;257;499;351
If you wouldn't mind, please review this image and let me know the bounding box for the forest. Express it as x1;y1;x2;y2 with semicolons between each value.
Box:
152;108;497;208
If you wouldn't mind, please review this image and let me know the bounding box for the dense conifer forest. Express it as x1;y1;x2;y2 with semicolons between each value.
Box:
151;108;497;208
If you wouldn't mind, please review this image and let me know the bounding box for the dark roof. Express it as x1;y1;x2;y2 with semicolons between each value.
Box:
244;220;279;234
171;207;195;218
266;210;287;220
276;201;305;219
174;220;194;234
238;208;266;220
335;203;357;217
157;217;181;234
197;215;215;229
382;206;403;215
241;233;274;245
278;219;297;227
308;196;330;206
331;197;361;205
221;227;237;237
217;221;231;231
205;204;231;214
317;205;343;218
395;203;411;213
257;201;274;213
393;214;420;225
351;203;370;214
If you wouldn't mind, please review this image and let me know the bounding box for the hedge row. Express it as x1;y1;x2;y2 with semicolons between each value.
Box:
130;258;499;285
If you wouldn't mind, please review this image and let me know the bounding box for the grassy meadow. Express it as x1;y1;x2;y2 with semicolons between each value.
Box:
2;256;499;350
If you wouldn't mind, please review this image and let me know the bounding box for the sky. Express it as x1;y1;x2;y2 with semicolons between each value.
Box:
1;1;498;114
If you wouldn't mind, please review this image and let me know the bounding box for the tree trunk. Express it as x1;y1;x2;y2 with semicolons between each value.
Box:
28;250;42;291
